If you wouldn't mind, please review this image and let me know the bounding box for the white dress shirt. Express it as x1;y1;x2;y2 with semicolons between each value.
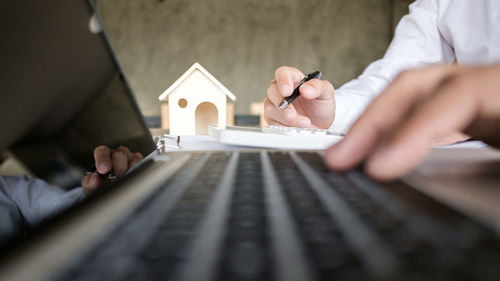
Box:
331;0;500;133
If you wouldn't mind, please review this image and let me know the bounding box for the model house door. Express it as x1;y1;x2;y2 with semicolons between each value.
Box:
195;102;218;135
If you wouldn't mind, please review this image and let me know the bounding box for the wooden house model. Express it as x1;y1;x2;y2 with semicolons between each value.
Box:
159;63;236;135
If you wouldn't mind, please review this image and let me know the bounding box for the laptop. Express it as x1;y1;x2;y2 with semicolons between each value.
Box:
1;1;500;281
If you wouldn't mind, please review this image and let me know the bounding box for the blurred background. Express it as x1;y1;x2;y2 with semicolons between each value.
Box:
94;0;412;127
0;0;413;187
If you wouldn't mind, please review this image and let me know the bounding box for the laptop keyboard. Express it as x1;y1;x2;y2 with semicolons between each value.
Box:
55;151;500;281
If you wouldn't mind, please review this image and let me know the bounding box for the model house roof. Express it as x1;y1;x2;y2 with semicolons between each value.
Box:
158;62;237;102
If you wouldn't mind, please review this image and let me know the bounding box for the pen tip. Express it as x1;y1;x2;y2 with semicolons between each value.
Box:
278;100;288;110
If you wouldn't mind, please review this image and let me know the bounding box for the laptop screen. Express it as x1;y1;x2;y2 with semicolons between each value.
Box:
0;0;154;187
0;0;155;247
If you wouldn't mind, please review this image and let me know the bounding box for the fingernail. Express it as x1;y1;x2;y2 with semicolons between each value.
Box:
300;84;313;95
298;119;310;128
98;162;111;173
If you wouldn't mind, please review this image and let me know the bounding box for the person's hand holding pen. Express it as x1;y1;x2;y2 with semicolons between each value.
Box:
81;145;143;195
264;66;336;129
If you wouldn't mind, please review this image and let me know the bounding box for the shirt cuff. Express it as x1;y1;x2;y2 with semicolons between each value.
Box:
329;91;360;134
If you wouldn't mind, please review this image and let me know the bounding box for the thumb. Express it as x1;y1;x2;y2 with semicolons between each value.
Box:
81;173;101;195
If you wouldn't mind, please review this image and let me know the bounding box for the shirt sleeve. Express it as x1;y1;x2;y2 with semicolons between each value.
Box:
331;0;456;133
0;176;86;227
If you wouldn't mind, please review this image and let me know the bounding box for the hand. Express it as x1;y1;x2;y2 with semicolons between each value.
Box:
264;66;336;129
81;145;143;194
324;64;500;180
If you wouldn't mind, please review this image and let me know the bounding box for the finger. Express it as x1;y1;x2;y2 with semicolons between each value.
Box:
325;66;459;171
116;145;132;159
112;149;129;176
365;74;479;180
264;97;312;127
81;174;90;188
264;97;297;123
275;66;304;98
267;82;302;122
94;145;112;174
263;106;291;127
129;152;143;168
267;80;292;107
299;79;335;101
81;173;101;195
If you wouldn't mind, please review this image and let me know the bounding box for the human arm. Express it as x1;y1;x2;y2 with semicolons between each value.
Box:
324;64;500;180
264;0;454;133
0;176;85;228
332;0;455;133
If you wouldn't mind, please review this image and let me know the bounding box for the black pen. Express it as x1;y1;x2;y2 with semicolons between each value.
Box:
278;71;322;110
